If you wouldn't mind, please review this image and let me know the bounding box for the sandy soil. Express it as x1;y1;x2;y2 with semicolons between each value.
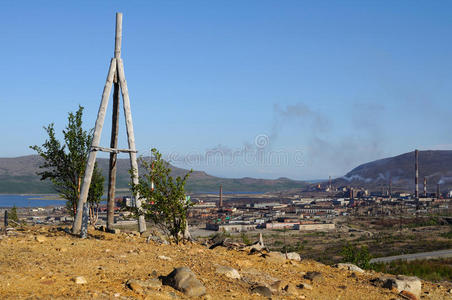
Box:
0;226;450;299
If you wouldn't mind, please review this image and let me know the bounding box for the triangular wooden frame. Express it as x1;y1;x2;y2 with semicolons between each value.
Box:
72;13;146;235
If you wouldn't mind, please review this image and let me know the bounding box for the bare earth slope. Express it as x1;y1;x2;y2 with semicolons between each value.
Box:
0;226;450;299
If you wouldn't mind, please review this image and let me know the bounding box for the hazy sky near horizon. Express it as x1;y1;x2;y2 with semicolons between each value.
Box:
2;1;452;180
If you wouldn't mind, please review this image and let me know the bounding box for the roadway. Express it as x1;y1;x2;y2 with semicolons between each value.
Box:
370;248;452;263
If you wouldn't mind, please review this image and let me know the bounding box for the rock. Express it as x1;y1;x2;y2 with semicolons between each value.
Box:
242;233;266;253
215;265;241;279
298;283;313;290
335;263;365;273
127;278;162;292
303;271;322;282
147;234;169;245
400;290;418;300
56;247;67;252
251;285;272;297
144;278;163;289
286;252;301;261
35;235;47;243
270;280;284;292
162;267;206;297
373;275;421;299
73;276;87;284
158;255;172;261
284;283;299;295
127;280;144;294
263;251;286;263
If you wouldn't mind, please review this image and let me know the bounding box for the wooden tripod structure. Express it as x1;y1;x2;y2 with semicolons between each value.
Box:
72;13;146;235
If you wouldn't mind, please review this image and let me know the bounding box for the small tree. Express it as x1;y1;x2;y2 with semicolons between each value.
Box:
30;106;104;216
88;163;104;225
341;242;372;269
132;148;192;244
9;205;19;226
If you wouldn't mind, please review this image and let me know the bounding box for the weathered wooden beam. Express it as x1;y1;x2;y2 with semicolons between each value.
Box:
114;13;122;59
92;146;137;153
72;58;117;235
117;58;146;233
107;68;120;231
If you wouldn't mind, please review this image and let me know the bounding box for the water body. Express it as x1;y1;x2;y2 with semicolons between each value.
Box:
0;194;67;208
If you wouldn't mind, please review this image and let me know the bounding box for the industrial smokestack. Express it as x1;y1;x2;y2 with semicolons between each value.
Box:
328;176;332;191
423;177;427;197
219;185;223;208
389;178;392;199
437;183;440;200
415;149;419;199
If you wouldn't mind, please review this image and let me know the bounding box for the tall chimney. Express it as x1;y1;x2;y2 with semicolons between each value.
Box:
437;183;440;200
389;178;392;198
423;177;427;197
219;185;223;208
415;149;419;199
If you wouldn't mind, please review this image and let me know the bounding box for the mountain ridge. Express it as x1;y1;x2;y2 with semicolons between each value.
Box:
0;155;307;194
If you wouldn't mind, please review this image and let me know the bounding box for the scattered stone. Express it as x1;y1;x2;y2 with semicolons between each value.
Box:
251;285;272;297
270;280;284;292
147;235;169;245
162;267;206;297
372;275;421;299
400;290;418;300
56;247;67;252
285;252;301;261
263;251;286;263
127;280;144;294
215;265;241;279
303;271;322;282
338;285;347;290
298;283;313;290
335;263;365;273
73;276;87;284
284;283;299;295
242;233;267;253
35;235;47;243
158;255;172;261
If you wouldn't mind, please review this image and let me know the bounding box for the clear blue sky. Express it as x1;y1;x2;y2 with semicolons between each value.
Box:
2;1;452;180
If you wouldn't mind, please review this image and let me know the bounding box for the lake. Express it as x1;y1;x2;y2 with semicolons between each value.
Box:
0;194;67;208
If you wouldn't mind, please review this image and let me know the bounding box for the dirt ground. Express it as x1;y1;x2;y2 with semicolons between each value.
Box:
0;226;450;299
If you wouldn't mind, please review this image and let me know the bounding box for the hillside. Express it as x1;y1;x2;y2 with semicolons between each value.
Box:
333;150;452;192
1;225;450;299
0;155;307;194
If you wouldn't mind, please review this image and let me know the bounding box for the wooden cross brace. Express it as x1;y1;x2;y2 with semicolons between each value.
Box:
72;13;146;235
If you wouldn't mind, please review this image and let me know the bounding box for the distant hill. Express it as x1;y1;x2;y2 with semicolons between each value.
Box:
332;150;452;193
0;155;307;194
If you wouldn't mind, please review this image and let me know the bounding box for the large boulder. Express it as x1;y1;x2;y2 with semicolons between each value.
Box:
162;267;206;297
372;275;421;298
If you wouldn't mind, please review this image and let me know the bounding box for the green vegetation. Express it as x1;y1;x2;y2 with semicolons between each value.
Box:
30;106;104;216
371;258;452;282
87;164;104;225
132;148;193;244
9;205;19;226
240;232;251;245
341;242;372;269
440;228;452;239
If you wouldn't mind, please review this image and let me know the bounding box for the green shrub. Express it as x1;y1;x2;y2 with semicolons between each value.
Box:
340;242;371;269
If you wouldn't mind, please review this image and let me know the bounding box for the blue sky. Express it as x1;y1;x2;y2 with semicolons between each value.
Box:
2;1;452;180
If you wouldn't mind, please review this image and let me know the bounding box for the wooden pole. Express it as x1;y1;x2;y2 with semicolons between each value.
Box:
107;13;122;231
117;58;146;233
72;58;117;234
